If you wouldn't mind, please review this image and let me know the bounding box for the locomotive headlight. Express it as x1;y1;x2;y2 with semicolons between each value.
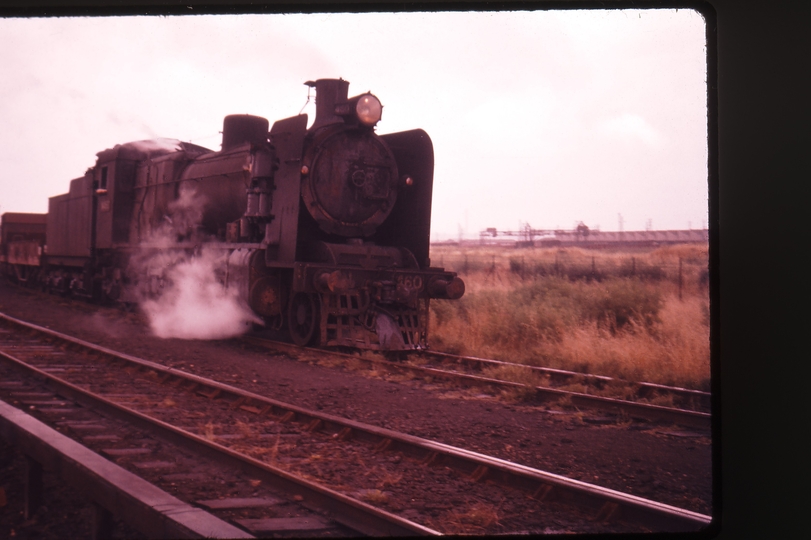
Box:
355;94;382;127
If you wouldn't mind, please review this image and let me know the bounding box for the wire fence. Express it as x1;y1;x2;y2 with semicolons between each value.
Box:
435;253;709;299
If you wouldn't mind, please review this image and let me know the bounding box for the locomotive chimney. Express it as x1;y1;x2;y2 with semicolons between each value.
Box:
306;78;350;131
221;114;269;151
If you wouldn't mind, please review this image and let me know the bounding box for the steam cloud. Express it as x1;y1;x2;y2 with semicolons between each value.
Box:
131;182;262;340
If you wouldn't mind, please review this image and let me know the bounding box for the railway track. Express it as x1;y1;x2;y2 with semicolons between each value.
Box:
418;350;711;411
0;398;255;539
0;312;712;534
243;335;712;430
0;317;431;537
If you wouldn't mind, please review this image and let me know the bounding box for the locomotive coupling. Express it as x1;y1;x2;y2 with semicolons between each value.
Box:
427;276;465;300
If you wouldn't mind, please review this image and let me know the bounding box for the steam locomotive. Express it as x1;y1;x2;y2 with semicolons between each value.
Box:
0;79;464;350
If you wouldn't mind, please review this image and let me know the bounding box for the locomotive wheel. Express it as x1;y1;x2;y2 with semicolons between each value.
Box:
288;292;320;347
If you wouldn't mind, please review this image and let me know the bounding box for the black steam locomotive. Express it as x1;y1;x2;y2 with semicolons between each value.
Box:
0;79;464;350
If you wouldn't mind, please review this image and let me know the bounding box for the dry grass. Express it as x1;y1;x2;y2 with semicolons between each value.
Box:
359;489;390;504
265;432;282;464
499;385;538;403
385;370;417;382
553;296;710;388
429;244;710;389
223;422;291;466
375;470;403;490
316;357;344;368
161;397;176;407
482;364;546;386
235;420;256;437
201;422;216;441
345;358;366;372
436;502;502;534
481;365;544;402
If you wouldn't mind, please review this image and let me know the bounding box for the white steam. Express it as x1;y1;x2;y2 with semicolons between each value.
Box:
141;248;262;340
131;181;262;340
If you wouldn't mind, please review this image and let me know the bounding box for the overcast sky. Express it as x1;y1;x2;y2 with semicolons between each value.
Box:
0;10;707;240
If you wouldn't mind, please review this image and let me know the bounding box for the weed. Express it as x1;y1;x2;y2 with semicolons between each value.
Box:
554;394;573;408
482;364;542;385
376;471;403;489
235;421;256;437
255;431;283;465
202;422;216;441
359;489;389;504
500;385;538;403
647;393;676;408
440;502;501;534
317;357;343;368
484;365;542;402
345;358;365;371
386;371;417;382
365;368;385;379
558;382;589;394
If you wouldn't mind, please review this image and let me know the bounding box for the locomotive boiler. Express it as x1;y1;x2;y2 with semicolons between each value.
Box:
35;78;464;350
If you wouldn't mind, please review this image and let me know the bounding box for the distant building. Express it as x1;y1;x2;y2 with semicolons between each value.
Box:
553;228;708;246
474;227;708;248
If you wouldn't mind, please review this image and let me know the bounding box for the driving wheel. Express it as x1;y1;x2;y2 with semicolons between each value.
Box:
288;292;320;346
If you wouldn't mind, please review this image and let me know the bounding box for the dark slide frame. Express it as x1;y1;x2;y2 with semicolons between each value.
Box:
1;1;806;537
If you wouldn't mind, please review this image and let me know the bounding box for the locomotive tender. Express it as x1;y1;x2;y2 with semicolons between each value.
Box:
2;78;464;350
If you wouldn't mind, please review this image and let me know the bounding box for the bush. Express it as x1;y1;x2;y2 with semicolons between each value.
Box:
564;263;605;282
579;279;663;331
508;257;524;275
510;256;616;282
617;259;665;281
430;299;457;327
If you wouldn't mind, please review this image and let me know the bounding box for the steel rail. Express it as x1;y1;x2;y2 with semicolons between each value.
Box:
418;349;711;407
0;312;712;532
242;336;711;430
